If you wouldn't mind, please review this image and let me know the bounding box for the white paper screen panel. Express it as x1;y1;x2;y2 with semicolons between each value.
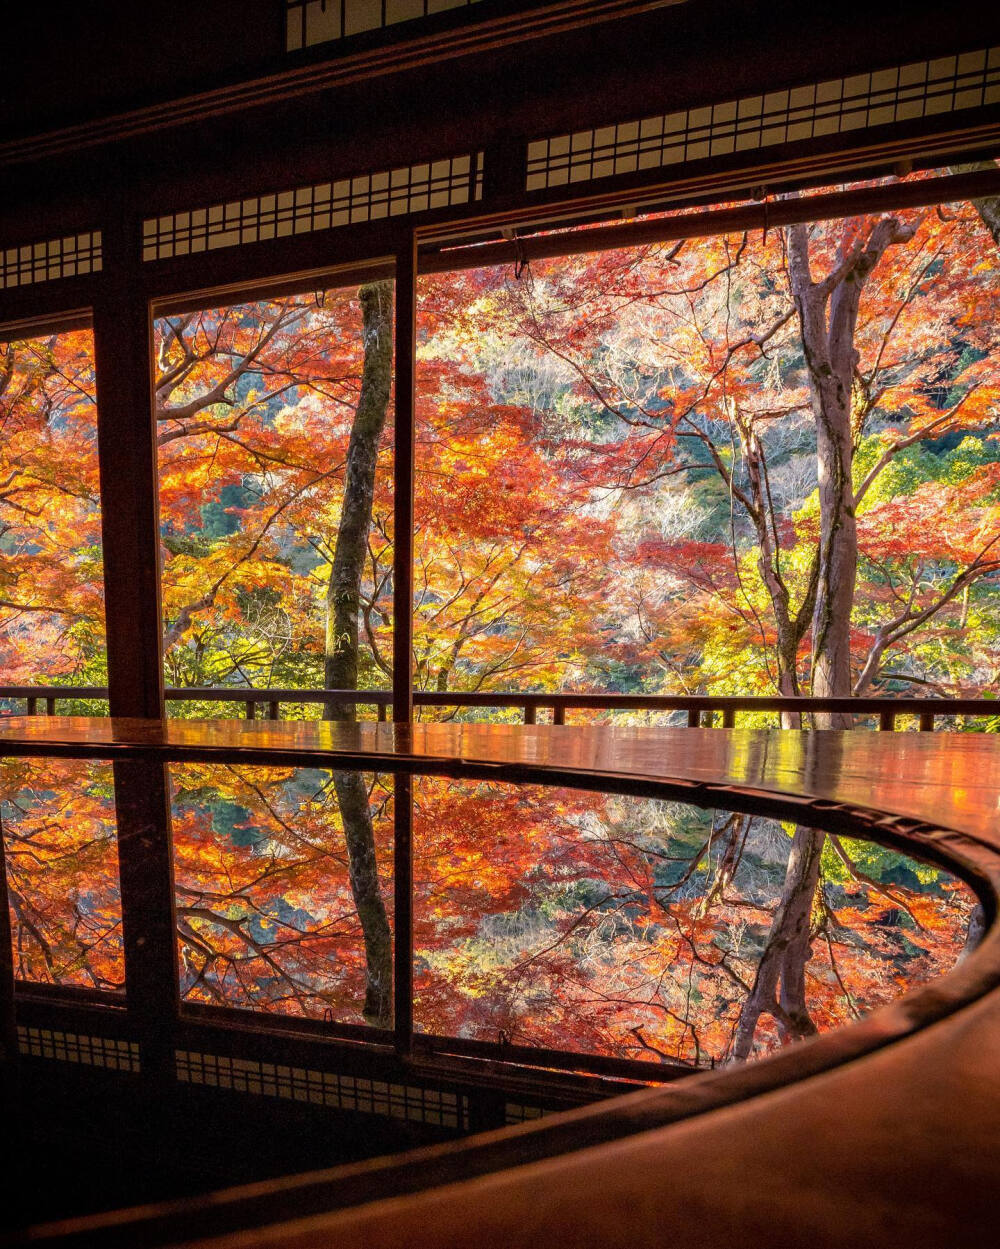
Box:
142;153;483;261
0;231;102;291
526;48;1000;190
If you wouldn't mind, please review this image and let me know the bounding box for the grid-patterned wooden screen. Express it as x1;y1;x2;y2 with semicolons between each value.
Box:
0;231;102;291
177;1049;467;1127
18;1025;140;1071
142;154;484;262
526;47;1000;191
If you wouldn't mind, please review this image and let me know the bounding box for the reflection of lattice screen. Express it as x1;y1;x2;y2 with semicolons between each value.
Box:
18;1026;140;1071
0;232;102;290
176;1050;465;1127
505;1101;548;1125
286;0;486;52
526;47;1000;190
142;154;483;261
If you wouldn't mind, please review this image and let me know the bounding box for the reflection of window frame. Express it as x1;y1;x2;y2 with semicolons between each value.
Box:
285;0;488;54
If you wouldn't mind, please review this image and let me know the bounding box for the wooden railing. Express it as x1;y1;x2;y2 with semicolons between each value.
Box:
0;684;997;730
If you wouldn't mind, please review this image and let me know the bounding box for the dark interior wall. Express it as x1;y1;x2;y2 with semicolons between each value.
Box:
0;0;283;137
3;1;999;241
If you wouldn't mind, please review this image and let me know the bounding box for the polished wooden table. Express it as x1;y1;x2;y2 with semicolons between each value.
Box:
2;714;1000;844
3;718;999;1248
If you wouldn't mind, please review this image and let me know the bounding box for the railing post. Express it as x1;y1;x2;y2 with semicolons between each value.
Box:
267;700;280;721
919;710;935;732
553;705;566;726
722;708;735;729
26;698;37;716
880;710;896;731
245;699;256;720
45;697;56;716
687;708;700;727
524;704;537;725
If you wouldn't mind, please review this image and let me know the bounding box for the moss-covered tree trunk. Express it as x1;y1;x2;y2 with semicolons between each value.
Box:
324;280;393;1025
324;281;394;716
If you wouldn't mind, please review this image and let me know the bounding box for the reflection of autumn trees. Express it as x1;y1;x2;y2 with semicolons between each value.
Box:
3;764;973;1065
170;765;393;1023
411;781;974;1066
1;759;123;989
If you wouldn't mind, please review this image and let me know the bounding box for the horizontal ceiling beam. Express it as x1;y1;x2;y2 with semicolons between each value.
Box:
419;164;1000;272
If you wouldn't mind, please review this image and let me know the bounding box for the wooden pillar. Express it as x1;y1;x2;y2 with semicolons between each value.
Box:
92;209;164;720
392;231;417;725
91;212;178;1111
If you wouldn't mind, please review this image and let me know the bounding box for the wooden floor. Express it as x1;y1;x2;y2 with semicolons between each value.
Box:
3;717;999;1247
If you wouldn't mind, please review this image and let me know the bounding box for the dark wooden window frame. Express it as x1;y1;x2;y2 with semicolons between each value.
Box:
2;123;1000;1089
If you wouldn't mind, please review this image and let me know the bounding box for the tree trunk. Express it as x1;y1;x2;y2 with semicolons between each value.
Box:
788;226;855;723
949;161;1000;248
787;216;914;724
732;821;824;1060
324;280;394;720
323;279;394;1026
733;217;917;1058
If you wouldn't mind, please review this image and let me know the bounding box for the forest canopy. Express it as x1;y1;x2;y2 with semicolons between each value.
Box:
1;172;997;1065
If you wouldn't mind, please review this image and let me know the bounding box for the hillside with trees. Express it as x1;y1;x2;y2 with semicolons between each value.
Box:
1;173;997;1063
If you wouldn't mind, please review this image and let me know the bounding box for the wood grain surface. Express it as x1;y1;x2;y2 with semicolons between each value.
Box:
3;718;998;1247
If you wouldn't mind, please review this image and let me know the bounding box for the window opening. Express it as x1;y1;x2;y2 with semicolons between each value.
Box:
153;276;394;714
0;321;109;713
415;167;1000;725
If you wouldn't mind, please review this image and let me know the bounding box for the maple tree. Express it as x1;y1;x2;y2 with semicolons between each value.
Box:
417;177;1000;1055
0;329;106;691
2;173;998;1066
